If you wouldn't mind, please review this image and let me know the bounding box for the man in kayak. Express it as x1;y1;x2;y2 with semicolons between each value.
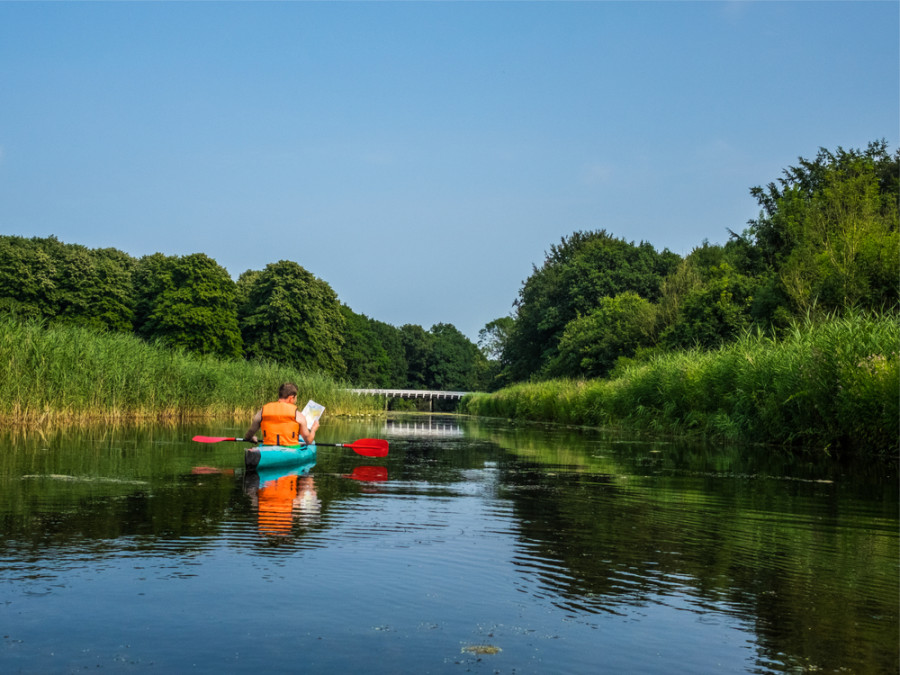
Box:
243;383;319;446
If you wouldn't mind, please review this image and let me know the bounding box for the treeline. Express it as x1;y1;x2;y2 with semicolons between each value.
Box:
1;140;896;415
0;239;488;393
483;141;898;387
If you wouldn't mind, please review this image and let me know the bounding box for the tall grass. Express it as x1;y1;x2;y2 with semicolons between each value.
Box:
462;312;899;457
0;317;382;424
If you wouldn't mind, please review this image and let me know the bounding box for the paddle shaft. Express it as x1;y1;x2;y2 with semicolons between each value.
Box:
191;435;388;457
193;438;377;449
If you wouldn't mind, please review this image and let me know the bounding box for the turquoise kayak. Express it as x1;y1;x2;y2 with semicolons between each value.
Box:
245;444;317;470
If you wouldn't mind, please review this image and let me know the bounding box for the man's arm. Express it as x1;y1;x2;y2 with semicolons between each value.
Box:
296;410;319;445
243;409;263;442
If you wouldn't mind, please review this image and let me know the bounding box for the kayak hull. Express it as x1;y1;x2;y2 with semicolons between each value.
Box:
245;444;317;470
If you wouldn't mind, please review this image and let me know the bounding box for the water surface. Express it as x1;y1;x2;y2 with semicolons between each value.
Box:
1;416;896;673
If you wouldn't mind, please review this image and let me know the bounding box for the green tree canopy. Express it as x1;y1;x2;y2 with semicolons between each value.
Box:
89;247;137;332
369;319;408;388
340;305;397;387
478;316;514;361
133;252;242;358
660;262;756;350
238;260;345;375
0;235;135;332
746;141;899;315
427;322;485;391
504;230;679;381
549;291;658;379
478;316;515;391
399;323;432;389
0;236;61;320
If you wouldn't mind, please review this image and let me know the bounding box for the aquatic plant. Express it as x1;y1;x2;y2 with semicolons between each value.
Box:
0;317;382;424
461;312;899;456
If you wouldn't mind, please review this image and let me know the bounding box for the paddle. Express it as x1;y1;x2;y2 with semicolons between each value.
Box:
191;435;389;458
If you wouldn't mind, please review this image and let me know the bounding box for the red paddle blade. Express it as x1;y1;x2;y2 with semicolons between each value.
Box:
192;435;239;443
346;438;389;457
191;466;235;475
346;466;389;482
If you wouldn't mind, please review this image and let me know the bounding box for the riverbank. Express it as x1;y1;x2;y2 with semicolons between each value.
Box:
461;313;899;457
0;317;382;424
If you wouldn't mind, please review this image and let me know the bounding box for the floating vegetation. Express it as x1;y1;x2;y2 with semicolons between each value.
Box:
461;645;502;655
22;474;148;486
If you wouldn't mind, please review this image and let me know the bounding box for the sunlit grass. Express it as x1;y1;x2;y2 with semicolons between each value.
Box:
462;312;899;456
0;317;382;424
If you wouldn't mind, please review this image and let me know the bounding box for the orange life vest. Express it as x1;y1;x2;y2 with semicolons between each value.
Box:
260;401;300;446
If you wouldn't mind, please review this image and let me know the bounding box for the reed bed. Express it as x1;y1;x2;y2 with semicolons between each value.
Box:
462;312;899;457
0;317;382;424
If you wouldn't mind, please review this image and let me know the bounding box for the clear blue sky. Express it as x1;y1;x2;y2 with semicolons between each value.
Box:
1;2;897;341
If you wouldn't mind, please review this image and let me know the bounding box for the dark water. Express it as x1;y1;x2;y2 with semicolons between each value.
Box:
1;416;896;674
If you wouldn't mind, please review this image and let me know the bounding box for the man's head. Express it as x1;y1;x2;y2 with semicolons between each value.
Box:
278;382;299;401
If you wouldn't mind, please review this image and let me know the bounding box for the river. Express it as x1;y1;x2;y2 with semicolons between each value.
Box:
1;415;896;673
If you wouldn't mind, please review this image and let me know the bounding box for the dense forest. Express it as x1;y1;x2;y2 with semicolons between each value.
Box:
1;141;897;407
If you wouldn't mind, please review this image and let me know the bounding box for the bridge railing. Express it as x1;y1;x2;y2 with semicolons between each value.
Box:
348;388;469;401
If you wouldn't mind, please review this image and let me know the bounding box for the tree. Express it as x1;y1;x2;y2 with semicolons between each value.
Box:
478;316;515;390
133;253;242;358
427;323;485;391
47;240;135;332
89;247;136;332
776;157;898;313
660;263;756;350
549;292;658;378
369;319;408;387
504;230;679;381
238;260;345;374
399;324;432;389
656;253;705;331
746;141;899;315
0;236;136;332
340;305;395;386
234;268;261;315
0;236;61;320
655;241;783;345
478;317;514;361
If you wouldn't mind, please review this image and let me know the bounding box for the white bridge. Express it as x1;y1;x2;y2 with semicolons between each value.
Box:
348;388;469;411
348;388;469;401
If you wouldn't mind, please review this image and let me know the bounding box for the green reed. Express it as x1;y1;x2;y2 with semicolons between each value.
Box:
462;312;899;456
0;317;382;424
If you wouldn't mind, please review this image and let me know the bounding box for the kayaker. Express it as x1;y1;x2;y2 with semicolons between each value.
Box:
243;383;318;446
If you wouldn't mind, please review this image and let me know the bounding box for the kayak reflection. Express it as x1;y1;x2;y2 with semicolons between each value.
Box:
241;462;389;536
244;462;321;536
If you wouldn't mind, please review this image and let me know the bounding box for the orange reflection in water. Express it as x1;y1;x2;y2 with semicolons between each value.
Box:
198;462;388;537
251;468;321;536
256;473;320;535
